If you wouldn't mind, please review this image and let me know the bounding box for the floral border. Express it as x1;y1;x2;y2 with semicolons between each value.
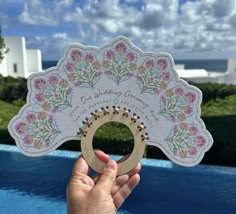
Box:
8;36;213;165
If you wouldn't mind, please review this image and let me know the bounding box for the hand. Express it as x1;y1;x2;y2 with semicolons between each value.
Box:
66;150;141;214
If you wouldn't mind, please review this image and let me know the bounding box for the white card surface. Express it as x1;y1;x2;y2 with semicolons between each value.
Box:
8;36;213;166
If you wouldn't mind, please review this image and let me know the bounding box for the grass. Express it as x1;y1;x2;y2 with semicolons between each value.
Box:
0;100;22;129
201;95;236;116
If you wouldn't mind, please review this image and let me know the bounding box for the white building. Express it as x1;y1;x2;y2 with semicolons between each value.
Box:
0;37;42;78
176;58;236;85
0;37;236;85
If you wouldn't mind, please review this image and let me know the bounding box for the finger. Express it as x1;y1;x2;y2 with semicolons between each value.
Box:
111;163;141;196
72;155;90;175
93;162;141;185
70;155;94;187
113;174;140;209
94;150;110;163
93;160;118;194
127;163;142;178
111;174;129;195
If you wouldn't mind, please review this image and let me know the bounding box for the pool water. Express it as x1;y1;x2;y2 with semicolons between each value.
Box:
0;145;236;214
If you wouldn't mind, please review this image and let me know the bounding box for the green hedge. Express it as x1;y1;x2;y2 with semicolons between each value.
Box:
1;75;236;103
190;82;236;102
0;75;27;102
1;115;236;167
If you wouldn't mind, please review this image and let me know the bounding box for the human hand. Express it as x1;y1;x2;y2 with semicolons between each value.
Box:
66;150;141;214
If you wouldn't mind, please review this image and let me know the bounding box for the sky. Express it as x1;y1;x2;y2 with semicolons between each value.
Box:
1;0;236;60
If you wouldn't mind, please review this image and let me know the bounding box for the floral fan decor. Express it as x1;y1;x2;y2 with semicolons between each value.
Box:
8;36;213;169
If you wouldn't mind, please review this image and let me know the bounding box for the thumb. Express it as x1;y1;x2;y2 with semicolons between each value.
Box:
94;160;118;194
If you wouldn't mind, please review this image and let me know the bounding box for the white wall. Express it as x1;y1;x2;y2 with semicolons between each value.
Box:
0;55;7;76
4;37;28;78
26;49;42;78
225;58;236;85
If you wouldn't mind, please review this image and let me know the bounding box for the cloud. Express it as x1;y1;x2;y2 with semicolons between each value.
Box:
4;0;236;59
18;0;73;26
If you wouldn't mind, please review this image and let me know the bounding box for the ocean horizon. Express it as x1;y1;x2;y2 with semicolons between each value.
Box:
42;59;228;73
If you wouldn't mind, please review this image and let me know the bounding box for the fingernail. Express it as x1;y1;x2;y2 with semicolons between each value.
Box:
105;160;117;171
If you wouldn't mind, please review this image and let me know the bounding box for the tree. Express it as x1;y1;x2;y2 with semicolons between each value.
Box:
0;27;7;62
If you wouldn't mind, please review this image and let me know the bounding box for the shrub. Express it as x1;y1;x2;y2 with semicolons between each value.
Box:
190;82;236;102
0;75;27;102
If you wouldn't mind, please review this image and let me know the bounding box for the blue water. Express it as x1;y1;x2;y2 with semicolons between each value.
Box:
42;59;228;72
1;145;236;214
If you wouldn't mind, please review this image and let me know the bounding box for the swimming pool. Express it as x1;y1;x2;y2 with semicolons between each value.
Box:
0;144;236;214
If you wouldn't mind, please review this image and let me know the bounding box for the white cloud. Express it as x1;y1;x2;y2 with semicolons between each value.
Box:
18;0;74;26
9;0;236;59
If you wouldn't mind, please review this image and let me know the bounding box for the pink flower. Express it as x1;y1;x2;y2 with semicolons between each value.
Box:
161;95;166;102
92;61;101;69
15;122;28;135
183;105;193;114
65;62;76;72
95;71;103;77
71;49;82;61
160;81;167;90
117;65;122;71
129;63;137;71
173;148;178;156
106;50;115;60
52;107;58;113
126;52;135;62
67;73;76;81
84;53;94;63
149;76;154;81
174;125;178;133
166;89;173;97
49;116;53;123
195;135;206;147
74;81;81;87
45;139;50;147
34;141;42;149
145;60;154;69
34;78;47;90
179;150;187;158
25;113;37;124
154;88;160;95
138;65;146;73
23;135;33;145
38;112;46;120
175;87;184;97
127;72;134;77
104;70;111;75
188;146;198;156
136;75;142;80
83;70;88;76
162;71;171;81
115;42;127;53
170;115;176;122
59;79;69;87
102;60;110;68
180;123;188;130
66;87;73;94
35;93;45;103
42;102;51;111
157;58;168;70
184;92;196;103
189;126;198;135
48;75;59;86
